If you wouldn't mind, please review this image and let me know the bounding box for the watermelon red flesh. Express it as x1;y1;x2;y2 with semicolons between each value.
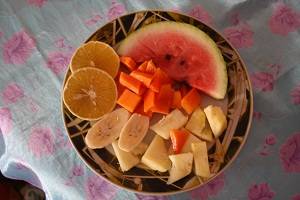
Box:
117;22;227;99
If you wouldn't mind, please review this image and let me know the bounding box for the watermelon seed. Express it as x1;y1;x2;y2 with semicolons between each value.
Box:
180;60;185;65
165;54;172;61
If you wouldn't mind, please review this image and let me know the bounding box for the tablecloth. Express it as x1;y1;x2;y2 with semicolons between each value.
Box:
0;0;300;199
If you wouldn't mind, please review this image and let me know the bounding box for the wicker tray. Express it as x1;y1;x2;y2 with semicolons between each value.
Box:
61;10;253;195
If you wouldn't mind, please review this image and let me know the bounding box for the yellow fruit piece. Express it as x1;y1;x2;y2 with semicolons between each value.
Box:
185;107;213;142
141;135;171;172
112;140;140;172
191;142;210;178
70;41;120;78
63;67;117;120
204;105;227;138
167;152;193;184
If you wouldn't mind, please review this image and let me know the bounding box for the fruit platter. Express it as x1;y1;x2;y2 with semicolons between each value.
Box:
61;11;253;194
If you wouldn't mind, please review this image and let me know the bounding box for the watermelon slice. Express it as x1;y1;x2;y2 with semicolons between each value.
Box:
117;21;227;99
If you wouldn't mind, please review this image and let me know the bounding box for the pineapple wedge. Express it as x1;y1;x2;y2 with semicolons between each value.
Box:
185;107;213;142
181;130;203;153
150;109;188;139
141;135;171;172
191;142;210;178
112;141;139;172
204;105;227;138
167;152;193;184
200;121;214;142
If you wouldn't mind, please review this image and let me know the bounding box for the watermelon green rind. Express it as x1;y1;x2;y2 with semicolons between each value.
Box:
117;21;227;99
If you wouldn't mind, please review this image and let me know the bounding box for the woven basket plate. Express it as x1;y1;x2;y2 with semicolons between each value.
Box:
61;10;253;195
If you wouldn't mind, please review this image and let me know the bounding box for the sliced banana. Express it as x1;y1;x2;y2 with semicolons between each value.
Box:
118;113;150;152
85;108;130;149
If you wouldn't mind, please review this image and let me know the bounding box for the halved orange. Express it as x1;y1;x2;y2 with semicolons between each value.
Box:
63;67;117;120
70;41;120;78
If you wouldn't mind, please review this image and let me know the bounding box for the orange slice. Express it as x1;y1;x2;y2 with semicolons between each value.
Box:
63;67;117;120
70;41;120;78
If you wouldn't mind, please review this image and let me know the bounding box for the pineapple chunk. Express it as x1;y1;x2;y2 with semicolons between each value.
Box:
141;135;171;172
200;121;214;142
181;131;203;153
186;107;205;134
112;141;139;172
191;142;210;178
169;129;213;153
204;105;227;138
185;107;213;142
167;153;193;184
150;109;188;139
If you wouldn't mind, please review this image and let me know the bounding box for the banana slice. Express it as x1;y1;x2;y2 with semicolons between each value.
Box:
118;113;149;152
85;108;130;149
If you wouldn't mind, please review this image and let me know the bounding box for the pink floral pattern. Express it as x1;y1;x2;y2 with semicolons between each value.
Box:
253;111;262;121
55;128;72;149
248;183;275;200
292;194;300;200
0;107;12;134
189;5;213;25
223;22;254;48
251;64;282;92
230;12;241;26
269;3;300;36
290;84;300;105
251;72;274;92
2;83;24;104
107;1;126;20
267;64;281;78
85;176;117;200
27;0;47;8
46;51;71;75
85;14;103;26
280;132;300;173
190;174;225;200
54;38;66;48
259;134;277;156
27;97;39;113
2;30;35;65
28;127;54;158
65;165;84;186
265;134;277;145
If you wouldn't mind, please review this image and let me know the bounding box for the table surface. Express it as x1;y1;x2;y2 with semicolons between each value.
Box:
0;0;300;200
